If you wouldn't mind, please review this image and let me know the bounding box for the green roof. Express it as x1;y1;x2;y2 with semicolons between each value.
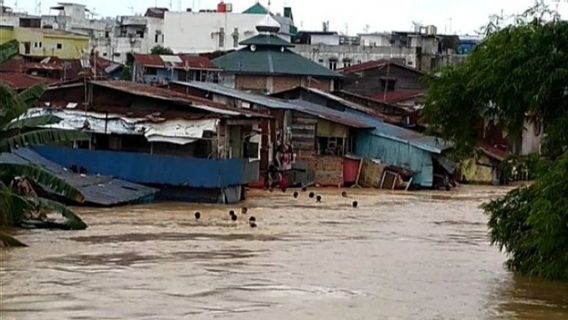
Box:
243;2;270;14
213;46;342;78
240;34;294;47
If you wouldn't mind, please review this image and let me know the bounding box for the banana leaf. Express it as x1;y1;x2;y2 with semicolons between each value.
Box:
3;115;62;130
25;197;88;230
0;128;90;152
17;84;47;110
0;230;27;247
0;163;85;203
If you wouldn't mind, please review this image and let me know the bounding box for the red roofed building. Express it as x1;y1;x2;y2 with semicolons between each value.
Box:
132;53;221;85
0;72;58;90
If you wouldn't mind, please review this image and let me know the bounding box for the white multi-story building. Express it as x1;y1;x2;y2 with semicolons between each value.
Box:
164;2;295;53
292;26;465;72
95;13;165;64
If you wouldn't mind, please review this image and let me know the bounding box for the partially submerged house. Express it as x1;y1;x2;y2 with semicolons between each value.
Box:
170;80;374;186
131;53;221;84
170;81;454;188
29;80;271;202
213;15;342;94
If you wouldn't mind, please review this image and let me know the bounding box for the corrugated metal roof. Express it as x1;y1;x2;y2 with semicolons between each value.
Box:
90;81;271;118
172;81;373;129
133;54;220;71
339;59;424;75
0;72;57;90
0;148;157;206
240;34;294;47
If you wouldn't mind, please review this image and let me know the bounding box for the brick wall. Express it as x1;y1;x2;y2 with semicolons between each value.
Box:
297;152;344;186
235;75;333;93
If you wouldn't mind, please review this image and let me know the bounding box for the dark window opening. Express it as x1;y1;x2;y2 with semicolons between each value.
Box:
56;43;63;50
105;31;110;38
380;78;397;91
328;59;338;70
145;67;158;75
136;29;144;38
342;58;351;68
23;42;31;54
317;137;345;156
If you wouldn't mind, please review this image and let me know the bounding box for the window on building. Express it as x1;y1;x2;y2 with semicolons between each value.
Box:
342;58;352;68
102;52;108;57
317;137;345;156
232;28;239;48
23;42;31;54
318;59;324;64
328;58;338;70
218;27;225;48
380;78;397;91
34;42;38;48
136;29;144;38
105;31;110;38
39;42;42;48
145;67;158;75
56;43;63;50
155;32;160;43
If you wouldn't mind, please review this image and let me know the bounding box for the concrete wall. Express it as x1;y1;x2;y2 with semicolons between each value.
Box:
10;28;89;59
310;34;340;45
293;44;418;70
521;120;544;156
164;11;291;53
234;75;333;94
360;34;392;47
341;64;423;97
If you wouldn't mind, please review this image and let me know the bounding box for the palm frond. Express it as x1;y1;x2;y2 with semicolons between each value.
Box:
27;197;88;230
0;231;27;247
3;115;62;131
0;84;26;128
0;186;35;226
0;163;85;203
0;128;90;152
17;84;47;110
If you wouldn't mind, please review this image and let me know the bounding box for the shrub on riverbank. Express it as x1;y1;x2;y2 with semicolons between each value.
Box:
484;152;568;281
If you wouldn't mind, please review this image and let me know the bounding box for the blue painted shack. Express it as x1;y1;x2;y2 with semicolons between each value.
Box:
272;86;452;188
28;80;272;203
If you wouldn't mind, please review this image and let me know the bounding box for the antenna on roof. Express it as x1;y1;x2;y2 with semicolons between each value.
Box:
34;0;41;15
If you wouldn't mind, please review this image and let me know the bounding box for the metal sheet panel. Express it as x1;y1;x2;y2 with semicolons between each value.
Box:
33;146;255;188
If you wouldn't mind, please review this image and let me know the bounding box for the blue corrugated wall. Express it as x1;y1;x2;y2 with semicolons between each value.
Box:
355;131;435;187
33;146;252;188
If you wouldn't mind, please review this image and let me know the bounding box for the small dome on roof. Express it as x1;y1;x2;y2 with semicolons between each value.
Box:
256;15;280;33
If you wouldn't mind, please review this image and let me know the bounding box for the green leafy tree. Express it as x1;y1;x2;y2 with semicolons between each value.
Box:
0;83;90;246
150;45;174;55
424;3;567;158
423;3;568;281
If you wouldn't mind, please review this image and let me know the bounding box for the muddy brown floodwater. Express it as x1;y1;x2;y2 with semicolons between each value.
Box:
1;185;568;320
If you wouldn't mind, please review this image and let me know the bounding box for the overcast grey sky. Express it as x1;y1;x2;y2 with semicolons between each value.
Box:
11;0;568;35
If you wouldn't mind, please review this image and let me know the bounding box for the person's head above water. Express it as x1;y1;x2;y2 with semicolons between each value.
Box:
241;207;248;214
293;191;299;198
341;191;348;198
352;201;358;208
231;214;237;221
316;195;322;202
249;216;256;222
194;211;201;220
309;192;315;198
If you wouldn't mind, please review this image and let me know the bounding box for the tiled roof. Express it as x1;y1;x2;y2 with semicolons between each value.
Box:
242;3;270;14
240;34;294;47
133;54;220;71
90;80;271;119
213;46;342;78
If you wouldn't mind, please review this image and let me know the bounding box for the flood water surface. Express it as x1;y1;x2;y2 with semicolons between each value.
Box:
1;186;568;319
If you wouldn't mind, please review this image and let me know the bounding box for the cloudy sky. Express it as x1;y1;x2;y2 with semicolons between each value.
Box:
11;0;568;35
